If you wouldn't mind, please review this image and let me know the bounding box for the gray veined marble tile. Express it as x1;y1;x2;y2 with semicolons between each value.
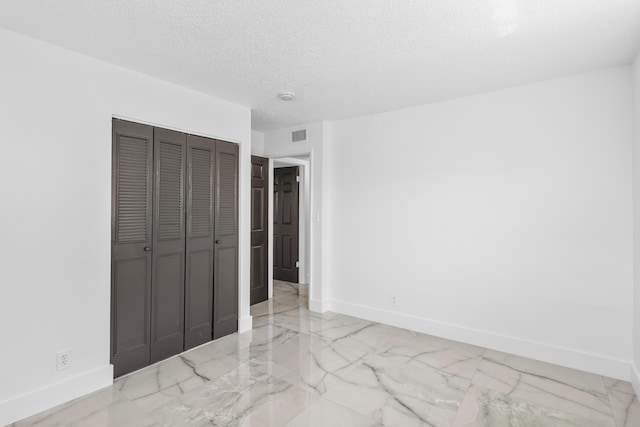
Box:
278;334;363;395
285;398;383;427
452;386;613;427
250;284;342;333
307;316;377;341
606;387;640;427
115;346;243;413
242;381;319;427
471;350;615;425
206;323;299;363
251;312;272;329
255;309;339;335
244;355;296;380
310;320;398;356
274;326;381;393
250;331;326;367
250;299;277;319
324;352;470;426
12;280;634;427
250;294;308;324
380;329;485;381
149;362;318;426
12;388;157;427
273;280;301;296
252;333;363;382
602;376;640;427
272;294;304;310
603;378;636;395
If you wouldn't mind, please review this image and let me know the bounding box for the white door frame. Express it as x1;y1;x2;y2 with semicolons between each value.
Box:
269;156;310;298
263;135;327;314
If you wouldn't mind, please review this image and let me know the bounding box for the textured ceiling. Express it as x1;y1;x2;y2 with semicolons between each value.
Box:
1;1;639;131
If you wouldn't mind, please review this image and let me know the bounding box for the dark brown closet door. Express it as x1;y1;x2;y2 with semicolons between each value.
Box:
250;156;269;305
111;120;153;377
184;135;216;350
273;166;299;283
150;128;186;364
214;141;239;339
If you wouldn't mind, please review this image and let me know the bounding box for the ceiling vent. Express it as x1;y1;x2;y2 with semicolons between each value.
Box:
291;129;307;143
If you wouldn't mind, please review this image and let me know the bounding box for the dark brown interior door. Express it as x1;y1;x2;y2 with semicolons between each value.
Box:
150;128;186;364
111;120;153;377
251;156;269;305
213;140;239;339
273;166;299;283
184;135;216;350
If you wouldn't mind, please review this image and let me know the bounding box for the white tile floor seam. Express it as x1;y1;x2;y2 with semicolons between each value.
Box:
10;280;640;427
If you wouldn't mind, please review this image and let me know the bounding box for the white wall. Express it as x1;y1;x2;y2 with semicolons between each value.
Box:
251;130;265;156
0;29;252;425
327;67;634;380
632;52;640;394
263;122;330;311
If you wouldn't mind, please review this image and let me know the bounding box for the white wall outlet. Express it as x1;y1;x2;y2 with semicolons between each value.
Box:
389;294;398;307
56;349;72;371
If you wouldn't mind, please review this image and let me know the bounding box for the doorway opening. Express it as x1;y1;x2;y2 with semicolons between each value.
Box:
271;156;310;300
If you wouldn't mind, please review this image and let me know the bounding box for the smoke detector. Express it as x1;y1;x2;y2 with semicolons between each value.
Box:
278;92;294;101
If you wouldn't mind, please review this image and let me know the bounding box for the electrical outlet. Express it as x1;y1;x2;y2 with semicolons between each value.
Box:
389;294;398;307
56;349;72;371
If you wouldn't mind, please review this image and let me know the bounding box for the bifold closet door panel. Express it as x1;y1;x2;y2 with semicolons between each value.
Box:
150;128;187;364
111;120;153;377
184;135;216;350
214;140;239;339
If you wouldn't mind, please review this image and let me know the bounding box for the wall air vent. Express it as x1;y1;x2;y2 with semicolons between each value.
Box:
291;129;307;143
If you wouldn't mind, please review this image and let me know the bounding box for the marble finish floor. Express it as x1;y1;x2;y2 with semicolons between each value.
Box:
12;280;640;426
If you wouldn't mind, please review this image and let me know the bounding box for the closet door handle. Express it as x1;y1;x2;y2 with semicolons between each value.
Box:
143;246;152;251
215;240;221;244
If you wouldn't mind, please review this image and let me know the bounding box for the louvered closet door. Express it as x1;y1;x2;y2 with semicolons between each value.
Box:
111;120;153;377
184;135;216;350
214;140;239;339
150;128;186;363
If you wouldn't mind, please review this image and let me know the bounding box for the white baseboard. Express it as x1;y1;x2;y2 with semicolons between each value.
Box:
632;363;640;397
0;364;113;426
238;315;253;333
330;299;630;381
309;298;330;313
